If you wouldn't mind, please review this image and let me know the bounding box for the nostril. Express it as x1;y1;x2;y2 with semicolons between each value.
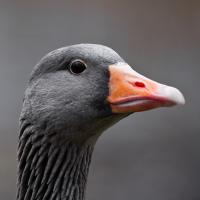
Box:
135;81;146;88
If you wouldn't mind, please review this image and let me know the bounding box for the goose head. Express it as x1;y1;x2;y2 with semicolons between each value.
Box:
22;44;185;144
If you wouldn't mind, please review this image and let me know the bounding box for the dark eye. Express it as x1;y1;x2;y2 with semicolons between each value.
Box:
69;59;87;75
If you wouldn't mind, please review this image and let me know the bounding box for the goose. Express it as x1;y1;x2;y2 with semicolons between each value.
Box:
18;44;185;200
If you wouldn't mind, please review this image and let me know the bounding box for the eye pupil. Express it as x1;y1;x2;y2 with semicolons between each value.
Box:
69;60;87;74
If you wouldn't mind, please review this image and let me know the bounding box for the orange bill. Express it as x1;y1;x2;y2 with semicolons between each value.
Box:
107;63;185;113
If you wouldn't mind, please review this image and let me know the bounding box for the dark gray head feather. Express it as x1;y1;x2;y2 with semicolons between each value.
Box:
21;44;125;144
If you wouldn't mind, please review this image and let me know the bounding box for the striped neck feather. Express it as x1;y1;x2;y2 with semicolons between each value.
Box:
17;122;93;200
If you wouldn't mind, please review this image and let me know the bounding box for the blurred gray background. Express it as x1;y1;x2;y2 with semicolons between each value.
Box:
0;0;199;199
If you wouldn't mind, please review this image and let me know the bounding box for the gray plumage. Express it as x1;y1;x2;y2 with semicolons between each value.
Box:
18;44;126;200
